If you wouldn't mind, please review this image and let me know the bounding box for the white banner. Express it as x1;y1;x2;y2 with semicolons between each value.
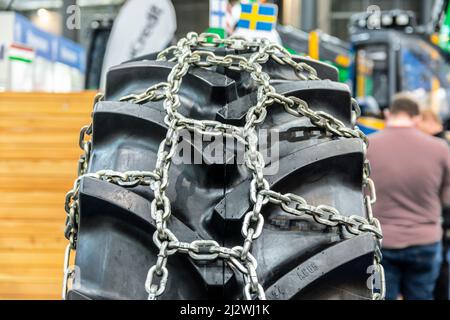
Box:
100;0;177;89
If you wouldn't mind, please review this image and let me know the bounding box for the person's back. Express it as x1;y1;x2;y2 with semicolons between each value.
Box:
369;127;448;249
367;94;450;300
417;108;450;300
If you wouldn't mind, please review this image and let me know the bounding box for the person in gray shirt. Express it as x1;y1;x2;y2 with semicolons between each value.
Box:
367;94;450;300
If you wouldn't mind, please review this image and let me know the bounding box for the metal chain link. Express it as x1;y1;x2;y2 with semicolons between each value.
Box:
63;32;384;300
363;161;385;300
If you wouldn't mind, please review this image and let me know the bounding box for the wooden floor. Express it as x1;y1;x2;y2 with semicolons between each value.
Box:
0;91;96;299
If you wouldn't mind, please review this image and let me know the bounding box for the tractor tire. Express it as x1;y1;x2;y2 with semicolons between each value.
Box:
66;48;376;300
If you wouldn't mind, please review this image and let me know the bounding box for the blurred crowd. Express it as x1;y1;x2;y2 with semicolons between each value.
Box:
367;94;450;300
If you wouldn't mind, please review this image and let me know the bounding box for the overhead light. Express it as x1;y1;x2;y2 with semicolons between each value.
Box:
358;19;367;28
396;14;410;26
367;15;381;29
37;8;50;18
36;8;52;25
381;14;393;26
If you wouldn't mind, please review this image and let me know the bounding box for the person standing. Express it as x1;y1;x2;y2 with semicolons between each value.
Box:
367;94;450;300
418;109;450;300
418;109;450;142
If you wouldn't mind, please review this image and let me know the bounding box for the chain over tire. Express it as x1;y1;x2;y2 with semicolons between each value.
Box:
63;33;384;300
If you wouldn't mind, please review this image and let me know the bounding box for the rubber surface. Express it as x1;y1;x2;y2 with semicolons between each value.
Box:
67;51;375;300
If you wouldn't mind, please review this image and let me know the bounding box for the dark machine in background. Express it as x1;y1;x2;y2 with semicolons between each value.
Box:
84;18;114;90
277;25;352;83
350;6;450;300
350;9;450;129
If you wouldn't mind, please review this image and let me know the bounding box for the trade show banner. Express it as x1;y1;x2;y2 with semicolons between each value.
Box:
15;13;54;91
53;36;86;92
100;0;177;89
6;43;35;92
0;11;86;92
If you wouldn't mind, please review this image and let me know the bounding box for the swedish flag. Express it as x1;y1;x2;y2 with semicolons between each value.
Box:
237;3;278;32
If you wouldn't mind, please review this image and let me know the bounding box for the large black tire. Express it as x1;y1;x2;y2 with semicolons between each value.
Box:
67;48;375;300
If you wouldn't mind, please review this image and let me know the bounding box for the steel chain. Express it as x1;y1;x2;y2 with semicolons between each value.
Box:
63;32;384;300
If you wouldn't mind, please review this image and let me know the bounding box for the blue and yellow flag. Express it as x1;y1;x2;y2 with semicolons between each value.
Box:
237;3;278;32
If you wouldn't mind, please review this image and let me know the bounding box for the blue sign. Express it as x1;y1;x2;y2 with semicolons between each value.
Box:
12;13;85;71
55;36;86;72
13;13;53;60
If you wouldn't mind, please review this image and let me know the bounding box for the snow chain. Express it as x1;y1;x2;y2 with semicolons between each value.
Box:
63;32;385;300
